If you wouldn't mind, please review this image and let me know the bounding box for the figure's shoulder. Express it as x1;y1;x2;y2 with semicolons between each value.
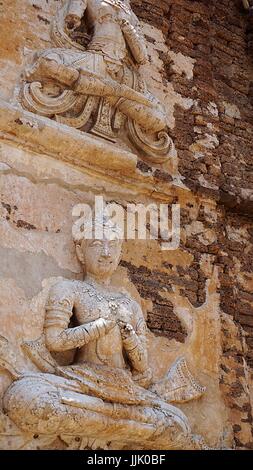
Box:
47;278;79;301
118;289;141;309
129;297;142;314
121;293;145;321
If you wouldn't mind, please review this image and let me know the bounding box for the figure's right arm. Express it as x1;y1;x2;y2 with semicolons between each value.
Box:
65;0;88;30
45;281;114;352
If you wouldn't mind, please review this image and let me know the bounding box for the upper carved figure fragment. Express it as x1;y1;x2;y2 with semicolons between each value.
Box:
20;0;173;164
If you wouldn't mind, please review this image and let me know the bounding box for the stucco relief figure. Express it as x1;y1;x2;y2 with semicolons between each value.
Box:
0;218;209;450
20;0;173;164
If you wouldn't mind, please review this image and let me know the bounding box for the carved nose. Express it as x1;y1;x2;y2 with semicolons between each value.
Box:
101;247;110;257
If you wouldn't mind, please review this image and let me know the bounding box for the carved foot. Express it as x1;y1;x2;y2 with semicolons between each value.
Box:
150;357;206;404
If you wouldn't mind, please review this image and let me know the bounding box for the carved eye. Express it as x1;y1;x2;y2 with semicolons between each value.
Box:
109;240;118;247
90;240;103;247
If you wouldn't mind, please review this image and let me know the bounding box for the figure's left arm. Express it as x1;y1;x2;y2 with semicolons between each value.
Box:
120;302;153;387
120;12;148;65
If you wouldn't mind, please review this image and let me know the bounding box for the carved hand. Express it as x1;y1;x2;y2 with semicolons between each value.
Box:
45;317;117;352
65;13;81;30
117;321;135;340
132;368;153;388
118;17;130;28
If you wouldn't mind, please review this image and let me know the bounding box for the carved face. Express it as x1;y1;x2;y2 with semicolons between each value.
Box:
79;237;122;279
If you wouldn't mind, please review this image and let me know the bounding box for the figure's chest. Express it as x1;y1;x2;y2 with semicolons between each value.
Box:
74;293;114;323
73;287;135;326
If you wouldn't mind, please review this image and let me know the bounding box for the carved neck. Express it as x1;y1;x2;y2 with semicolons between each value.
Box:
85;272;112;288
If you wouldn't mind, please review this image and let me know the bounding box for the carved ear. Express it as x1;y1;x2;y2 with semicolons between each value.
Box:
76;243;85;265
0;335;9;348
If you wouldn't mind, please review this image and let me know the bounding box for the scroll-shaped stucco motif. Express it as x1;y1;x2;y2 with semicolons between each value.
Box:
0;217;209;450
19;0;174;165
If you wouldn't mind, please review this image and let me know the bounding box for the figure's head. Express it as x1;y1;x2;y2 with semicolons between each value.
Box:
74;216;123;280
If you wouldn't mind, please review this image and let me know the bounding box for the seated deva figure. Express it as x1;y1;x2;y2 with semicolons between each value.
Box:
0;218;208;450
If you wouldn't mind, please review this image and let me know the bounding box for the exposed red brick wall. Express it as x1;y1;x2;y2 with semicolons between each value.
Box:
132;0;253;370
